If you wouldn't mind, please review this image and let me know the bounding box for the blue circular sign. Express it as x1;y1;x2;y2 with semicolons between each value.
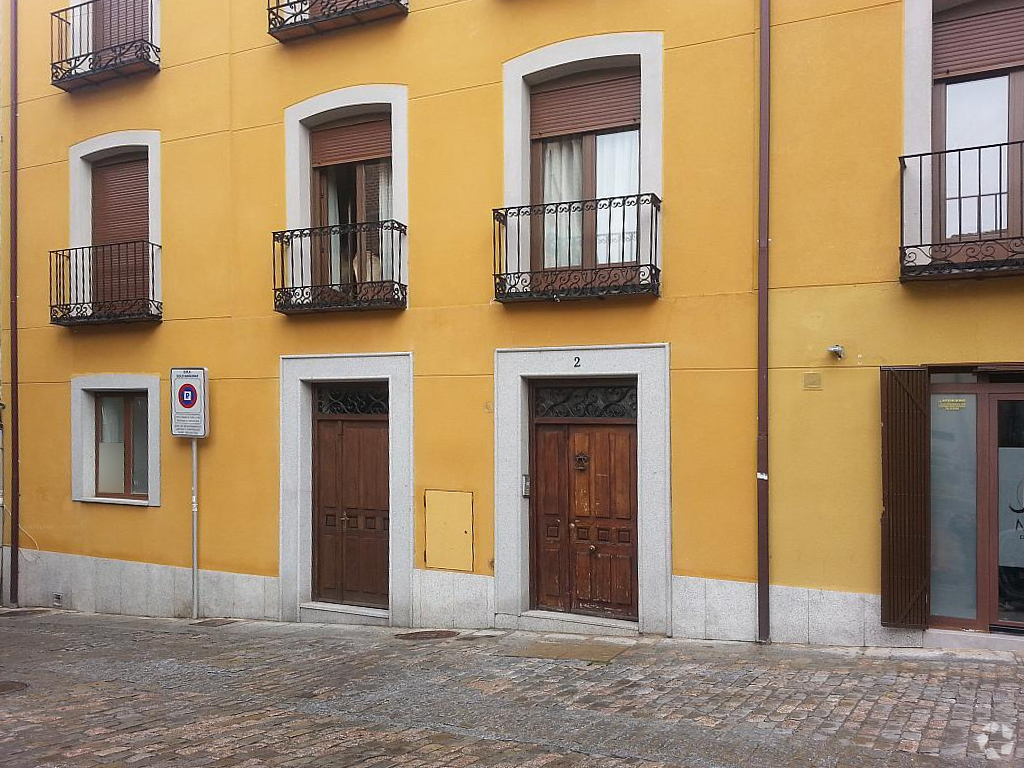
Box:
178;383;198;409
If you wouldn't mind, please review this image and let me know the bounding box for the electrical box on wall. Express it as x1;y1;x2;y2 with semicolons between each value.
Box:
424;490;474;572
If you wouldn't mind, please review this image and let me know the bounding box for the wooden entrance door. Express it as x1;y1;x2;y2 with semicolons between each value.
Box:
531;382;638;621
312;384;389;608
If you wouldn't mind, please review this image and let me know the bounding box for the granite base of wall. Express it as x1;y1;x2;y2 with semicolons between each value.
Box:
10;549;279;621
672;575;924;648
412;569;494;629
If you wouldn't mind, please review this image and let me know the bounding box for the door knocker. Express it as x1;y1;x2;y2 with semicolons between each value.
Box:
574;453;590;471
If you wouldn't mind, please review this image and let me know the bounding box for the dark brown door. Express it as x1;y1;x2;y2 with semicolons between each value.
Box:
92;154;149;307
532;392;638;621
313;391;389;608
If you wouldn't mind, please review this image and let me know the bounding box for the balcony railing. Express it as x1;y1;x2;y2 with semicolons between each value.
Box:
493;193;662;302
901;141;1024;280
267;0;409;41
50;242;162;325
273;221;408;313
51;0;159;91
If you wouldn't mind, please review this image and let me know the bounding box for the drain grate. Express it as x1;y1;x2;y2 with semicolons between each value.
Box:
395;630;460;641
0;609;48;618
191;618;242;627
0;681;28;695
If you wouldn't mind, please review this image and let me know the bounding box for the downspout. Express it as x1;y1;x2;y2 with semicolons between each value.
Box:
7;0;20;605
756;0;771;644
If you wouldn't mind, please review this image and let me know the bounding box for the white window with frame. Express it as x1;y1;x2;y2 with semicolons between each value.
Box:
71;374;161;506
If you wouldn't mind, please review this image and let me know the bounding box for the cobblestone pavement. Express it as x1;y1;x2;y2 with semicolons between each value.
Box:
0;611;1022;767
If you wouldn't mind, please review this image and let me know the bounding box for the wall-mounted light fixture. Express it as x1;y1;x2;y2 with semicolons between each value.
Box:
827;344;845;360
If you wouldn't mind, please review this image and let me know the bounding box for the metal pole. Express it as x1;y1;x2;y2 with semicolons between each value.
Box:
191;437;198;620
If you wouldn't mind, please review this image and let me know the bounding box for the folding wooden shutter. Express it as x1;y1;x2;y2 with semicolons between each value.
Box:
311;118;391;168
92;155;149;303
880;367;930;629
934;4;1024;79
94;0;149;50
530;69;641;140
92;156;148;244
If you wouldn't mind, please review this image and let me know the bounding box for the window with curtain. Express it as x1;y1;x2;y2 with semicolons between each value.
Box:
310;116;394;286
95;392;148;499
530;67;641;271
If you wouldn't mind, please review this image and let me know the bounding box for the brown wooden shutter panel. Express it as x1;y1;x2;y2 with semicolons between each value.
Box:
934;6;1024;79
880;367;930;629
94;0;150;50
530;69;641;140
92;156;148;244
311;118;391;167
92;155;149;304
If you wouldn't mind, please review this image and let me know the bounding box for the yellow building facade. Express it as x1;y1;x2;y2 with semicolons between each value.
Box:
2;0;1022;646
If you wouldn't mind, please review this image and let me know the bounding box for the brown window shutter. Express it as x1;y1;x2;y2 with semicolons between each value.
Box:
530;68;641;140
880;367;930;629
92;155;148;244
934;5;1024;79
311;118;391;168
92;155;150;304
94;0;150;50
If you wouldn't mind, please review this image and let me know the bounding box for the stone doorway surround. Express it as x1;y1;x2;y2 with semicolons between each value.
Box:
279;353;414;625
494;344;672;635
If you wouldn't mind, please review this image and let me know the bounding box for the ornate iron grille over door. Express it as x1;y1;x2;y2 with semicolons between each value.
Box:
315;383;389;416
533;383;638;420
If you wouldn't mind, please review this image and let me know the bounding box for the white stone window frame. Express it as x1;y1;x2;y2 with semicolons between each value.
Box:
68;130;163;306
71;374;162;507
493;344;673;635
278;353;415;625
283;85;410;292
902;0;936;261
501;33;665;272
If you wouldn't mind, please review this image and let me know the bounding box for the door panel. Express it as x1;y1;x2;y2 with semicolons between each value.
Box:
995;399;1024;626
569;425;638;619
531;416;638;622
313;417;389;608
533;425;570;612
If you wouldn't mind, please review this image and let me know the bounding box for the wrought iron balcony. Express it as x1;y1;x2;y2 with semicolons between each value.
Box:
267;0;409;41
50;242;162;325
493;194;662;302
901;141;1024;281
273;221;408;313
51;0;159;91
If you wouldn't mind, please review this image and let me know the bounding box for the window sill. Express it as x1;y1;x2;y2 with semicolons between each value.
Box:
74;495;152;508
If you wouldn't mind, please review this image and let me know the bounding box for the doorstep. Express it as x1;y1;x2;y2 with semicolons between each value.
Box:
924;628;1024;653
495;609;641;637
298;601;390;627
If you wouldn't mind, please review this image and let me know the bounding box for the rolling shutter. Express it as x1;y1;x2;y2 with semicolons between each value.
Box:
92;155;148;244
530;68;641;140
934;5;1024;79
880;367;930;629
94;0;150;50
92;155;149;303
311;118;391;168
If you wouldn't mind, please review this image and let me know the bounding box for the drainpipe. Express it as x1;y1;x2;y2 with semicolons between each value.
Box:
8;0;20;605
756;0;772;644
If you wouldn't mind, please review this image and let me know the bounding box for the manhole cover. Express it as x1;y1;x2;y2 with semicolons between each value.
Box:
0;609;48;618
395;630;460;641
0;681;28;695
191;618;241;627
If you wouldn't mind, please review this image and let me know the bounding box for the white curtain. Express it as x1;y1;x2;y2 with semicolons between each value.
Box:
542;137;584;268
596;130;640;264
378;161;394;282
327;167;343;285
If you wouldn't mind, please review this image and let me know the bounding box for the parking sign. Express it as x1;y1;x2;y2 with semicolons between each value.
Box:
171;368;209;438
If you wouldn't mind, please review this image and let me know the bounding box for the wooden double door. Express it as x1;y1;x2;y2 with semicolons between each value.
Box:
312;384;390;608
531;382;639;621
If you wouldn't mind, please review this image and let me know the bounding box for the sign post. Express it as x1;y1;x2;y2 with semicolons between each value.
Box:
171;368;209;620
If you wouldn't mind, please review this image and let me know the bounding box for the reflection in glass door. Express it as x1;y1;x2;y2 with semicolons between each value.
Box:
996;400;1024;626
